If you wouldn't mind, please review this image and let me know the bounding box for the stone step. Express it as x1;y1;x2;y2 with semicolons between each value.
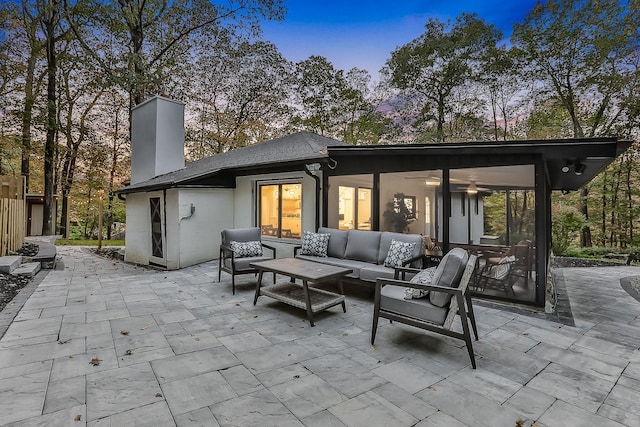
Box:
0;256;23;274
12;262;42;277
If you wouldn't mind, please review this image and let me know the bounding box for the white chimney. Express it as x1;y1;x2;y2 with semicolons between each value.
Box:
130;95;185;184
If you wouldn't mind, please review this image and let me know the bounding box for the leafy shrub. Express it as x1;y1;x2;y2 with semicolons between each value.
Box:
551;205;587;256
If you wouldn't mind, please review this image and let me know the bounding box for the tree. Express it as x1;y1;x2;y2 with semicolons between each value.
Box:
293;56;392;143
384;13;502;142
512;0;640;247
186;39;293;158
65;0;286;108
40;0;61;235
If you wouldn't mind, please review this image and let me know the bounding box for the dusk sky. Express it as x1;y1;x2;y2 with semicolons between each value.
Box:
261;0;541;78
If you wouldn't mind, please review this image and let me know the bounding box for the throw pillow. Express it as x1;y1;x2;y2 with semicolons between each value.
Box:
404;267;437;299
230;240;263;258
493;255;515;280
384;239;416;267
299;231;330;257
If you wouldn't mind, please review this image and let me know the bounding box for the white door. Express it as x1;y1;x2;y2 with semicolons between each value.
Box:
30;204;44;236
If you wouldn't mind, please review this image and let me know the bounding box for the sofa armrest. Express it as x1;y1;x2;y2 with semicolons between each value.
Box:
393;266;422;280
375;277;463;296
293;245;302;256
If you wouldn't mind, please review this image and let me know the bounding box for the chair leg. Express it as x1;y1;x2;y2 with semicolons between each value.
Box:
457;295;476;369
272;272;276;284
232;274;235;295
465;293;479;341
371;309;379;345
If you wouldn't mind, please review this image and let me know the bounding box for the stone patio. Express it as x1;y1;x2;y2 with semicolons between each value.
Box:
0;246;639;426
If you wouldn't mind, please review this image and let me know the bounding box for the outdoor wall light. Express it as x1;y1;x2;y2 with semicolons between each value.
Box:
574;161;586;176
561;161;571;173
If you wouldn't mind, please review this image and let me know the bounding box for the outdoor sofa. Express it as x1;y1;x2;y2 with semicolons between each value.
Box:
294;227;424;287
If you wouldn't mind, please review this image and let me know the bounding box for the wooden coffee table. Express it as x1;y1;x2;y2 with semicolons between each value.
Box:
251;258;352;326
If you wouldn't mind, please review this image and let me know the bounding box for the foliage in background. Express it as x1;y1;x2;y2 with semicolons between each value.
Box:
551;205;588;256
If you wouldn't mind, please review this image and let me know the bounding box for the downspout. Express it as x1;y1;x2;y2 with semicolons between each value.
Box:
304;166;321;231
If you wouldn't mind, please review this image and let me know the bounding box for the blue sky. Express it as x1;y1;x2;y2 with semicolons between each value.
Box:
261;0;540;77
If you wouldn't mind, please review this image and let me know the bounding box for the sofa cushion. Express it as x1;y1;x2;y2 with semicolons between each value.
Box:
383;240;417;267
299;231;330;257
359;264;396;283
294;255;369;279
230;241;263;258
429;248;469;307
380;285;448;325
378;232;424;266
224;255;272;271
318;227;349;258
344;230;381;263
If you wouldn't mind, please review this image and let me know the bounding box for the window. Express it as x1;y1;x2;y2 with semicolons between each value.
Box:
338;186;372;230
259;182;301;238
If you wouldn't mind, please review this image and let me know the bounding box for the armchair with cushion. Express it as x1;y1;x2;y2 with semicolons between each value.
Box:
219;227;276;294
371;248;479;368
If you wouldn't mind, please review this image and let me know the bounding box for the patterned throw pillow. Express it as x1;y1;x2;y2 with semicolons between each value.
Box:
230;240;263;258
493;255;515;280
404;267;437;299
299;231;330;257
384;239;416;267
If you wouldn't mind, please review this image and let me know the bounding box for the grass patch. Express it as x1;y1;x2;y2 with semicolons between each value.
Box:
56;239;125;246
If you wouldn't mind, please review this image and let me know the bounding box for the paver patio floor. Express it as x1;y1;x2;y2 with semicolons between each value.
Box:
0;246;639;426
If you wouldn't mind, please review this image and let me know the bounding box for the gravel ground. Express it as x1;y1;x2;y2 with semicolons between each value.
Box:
0;243;39;312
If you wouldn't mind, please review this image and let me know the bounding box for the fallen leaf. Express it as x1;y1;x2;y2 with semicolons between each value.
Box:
155;393;163;398
515;419;524;427
287;353;292;357
120;330;129;335
293;375;300;379
343;333;349;336
74;414;81;421
254;315;258;318
89;357;101;366
125;349;133;356
370;345;377;350
235;303;240;306
141;323;151;330
427;385;437;391
522;332;529;336
194;337;200;341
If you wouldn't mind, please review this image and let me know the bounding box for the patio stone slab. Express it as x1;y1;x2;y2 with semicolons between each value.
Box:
503;386;555;420
374;359;443;394
0;316;62;342
372;383;438;420
0;368;50;425
166;331;222;354
527;362;614;412
0;337;85;369
219;364;263;396
161;370;237;415
43;375;85;414
151;347;239;383
235;341;314;374
329;390;418;427
218;330;272;353
415;411;469;427
209;389;303;427
303;353;388;398
90;401;175;427
174;407;220;427
51;348;119;381
301;410;347;427
539;399;627;427
86;362;163;421
415;380;525;427
270;374;347;419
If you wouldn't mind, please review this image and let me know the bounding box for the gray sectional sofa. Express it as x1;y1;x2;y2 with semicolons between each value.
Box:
294;227;424;286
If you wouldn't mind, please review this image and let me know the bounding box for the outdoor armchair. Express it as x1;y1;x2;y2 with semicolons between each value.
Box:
372;249;479;368
219;227;276;294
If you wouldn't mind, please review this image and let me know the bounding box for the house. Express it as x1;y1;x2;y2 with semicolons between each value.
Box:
118;95;631;308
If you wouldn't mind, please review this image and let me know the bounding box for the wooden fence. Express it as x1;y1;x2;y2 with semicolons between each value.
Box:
0;176;26;256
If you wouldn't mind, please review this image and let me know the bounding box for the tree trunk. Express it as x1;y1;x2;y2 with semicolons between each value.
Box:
42;0;58;235
20;50;38;193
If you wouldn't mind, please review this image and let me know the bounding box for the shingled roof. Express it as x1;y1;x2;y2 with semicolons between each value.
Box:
119;131;349;194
